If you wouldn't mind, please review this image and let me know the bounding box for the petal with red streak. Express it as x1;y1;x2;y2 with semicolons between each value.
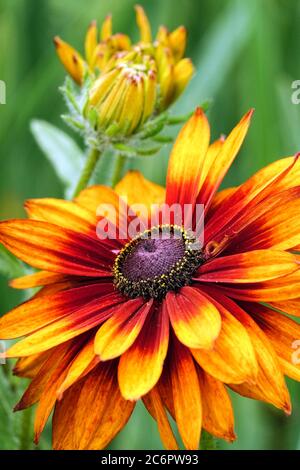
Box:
195;250;298;283
94;298;152;360
191;289;258;384
3;292;124;357
197;109;253;211
143;388;178;450
166;108;210;209
118;302;169;400
53;362;134;450
205;154;300;245
197;368;235;442
0;220;114;276
243;302;300;381
166;286;221;349
170;337;202;450
0;282;114;339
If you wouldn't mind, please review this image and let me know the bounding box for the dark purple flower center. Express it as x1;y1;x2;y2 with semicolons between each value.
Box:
113;225;204;300
121;237;186;281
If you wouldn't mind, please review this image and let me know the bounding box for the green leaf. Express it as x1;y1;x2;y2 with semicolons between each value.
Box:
0;245;25;279
30;120;85;197
0;363;34;450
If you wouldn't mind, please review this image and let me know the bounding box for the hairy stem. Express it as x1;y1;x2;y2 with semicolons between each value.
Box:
72;147;101;198
111;154;127;188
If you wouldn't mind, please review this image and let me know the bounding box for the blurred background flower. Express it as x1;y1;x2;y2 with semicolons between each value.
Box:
0;0;300;450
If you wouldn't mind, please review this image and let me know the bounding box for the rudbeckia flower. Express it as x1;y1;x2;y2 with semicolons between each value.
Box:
1;108;300;450
54;5;194;111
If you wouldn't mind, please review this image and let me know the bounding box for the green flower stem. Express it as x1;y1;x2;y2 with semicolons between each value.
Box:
72;147;101;198
111;154;127;187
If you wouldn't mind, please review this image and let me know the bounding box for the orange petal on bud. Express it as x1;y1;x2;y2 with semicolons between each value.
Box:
53;36;85;84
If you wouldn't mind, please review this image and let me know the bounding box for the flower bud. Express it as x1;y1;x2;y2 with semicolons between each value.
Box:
88;51;157;136
54;5;194;107
55;6;196;150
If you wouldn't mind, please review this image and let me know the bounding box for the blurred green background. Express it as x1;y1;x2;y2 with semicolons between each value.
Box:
1;0;300;450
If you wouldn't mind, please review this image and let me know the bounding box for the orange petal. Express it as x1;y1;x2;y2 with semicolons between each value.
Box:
53;36;85;84
269;298;300;317
197;109;254;210
33;341;82;443
157;368;175;419
208;185;236;219
135;5;152;43
57;336;99;397
3;292;123;357
13;350;51;378
32;279;78;297
244;302;300;381
29;195;124;251
14;344;70;412
10;271;68;289
25;198;96;237
52;381;83;450
118;302;169;400
75;184;119;215
208;293;291;413
230;189;300;251
94;299;152;360
199;137;225;190
170;337;202;450
229;342;291;412
0;282;114;339
166;108;210;211
115;170;165;212
217;182;300;255
216;269;300;302
75;184;130;243
195;250;298;283
166;286;221;349
192;289;258;384
0;219;113;276
205;154;299;245
143;388;178;450
197;369;235;442
53;362;135;450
